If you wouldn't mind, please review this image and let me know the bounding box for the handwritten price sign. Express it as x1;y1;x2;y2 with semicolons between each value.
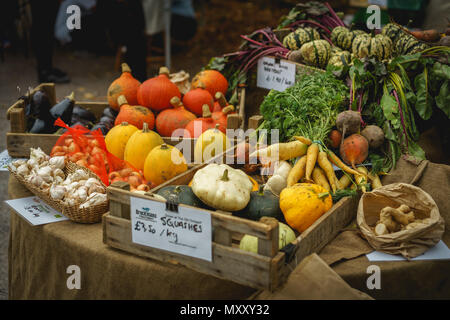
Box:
257;56;296;91
130;196;212;262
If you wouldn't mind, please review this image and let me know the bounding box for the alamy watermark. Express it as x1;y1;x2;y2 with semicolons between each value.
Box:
66;265;81;290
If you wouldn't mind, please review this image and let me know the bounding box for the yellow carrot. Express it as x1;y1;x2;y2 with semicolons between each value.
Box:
317;151;338;193
249;140;308;161
287;156;307;187
355;166;369;193
292;136;312;146
326;150;363;177
368;171;383;189
305;143;319;182
337;174;352;190
312;167;331;191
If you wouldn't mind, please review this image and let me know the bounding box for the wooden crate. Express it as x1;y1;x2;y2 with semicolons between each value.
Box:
103;162;360;291
6;83;245;161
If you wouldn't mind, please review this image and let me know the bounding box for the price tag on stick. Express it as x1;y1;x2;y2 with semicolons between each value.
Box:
256;56;296;91
130;196;212;262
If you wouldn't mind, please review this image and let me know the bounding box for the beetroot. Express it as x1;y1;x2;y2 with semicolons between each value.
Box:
336;110;361;141
339;134;369;169
361;125;384;149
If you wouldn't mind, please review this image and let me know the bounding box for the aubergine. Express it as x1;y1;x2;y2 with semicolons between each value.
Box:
29;118;54;134
91;123;109;135
73;105;97;123
49;92;75;124
102;107;118;119
32;90;52;118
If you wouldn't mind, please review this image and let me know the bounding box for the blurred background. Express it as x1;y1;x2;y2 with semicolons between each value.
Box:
0;0;449;300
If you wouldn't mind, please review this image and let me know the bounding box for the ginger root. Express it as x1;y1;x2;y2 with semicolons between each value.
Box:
373;204;419;236
381;206;415;226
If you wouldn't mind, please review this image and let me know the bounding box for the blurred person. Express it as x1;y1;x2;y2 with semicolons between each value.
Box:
29;0;70;83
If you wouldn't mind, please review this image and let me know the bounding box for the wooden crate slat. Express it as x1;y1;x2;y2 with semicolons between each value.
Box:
107;185;276;240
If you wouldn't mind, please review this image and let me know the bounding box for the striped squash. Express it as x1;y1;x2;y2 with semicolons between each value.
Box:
328;50;352;67
299;40;331;68
283;27;321;50
382;23;428;56
331;26;366;51
352;34;393;60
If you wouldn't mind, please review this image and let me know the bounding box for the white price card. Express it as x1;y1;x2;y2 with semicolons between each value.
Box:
130;196;212;262
0;149;26;172
5;196;68;225
257;56;296;91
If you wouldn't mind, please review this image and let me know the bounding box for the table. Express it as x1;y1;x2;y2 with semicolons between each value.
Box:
8;158;450;299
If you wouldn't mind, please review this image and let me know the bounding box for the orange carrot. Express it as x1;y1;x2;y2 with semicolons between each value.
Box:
287;155;307;187
312;167;331;191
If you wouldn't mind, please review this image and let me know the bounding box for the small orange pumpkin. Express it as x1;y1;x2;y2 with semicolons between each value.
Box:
182;84;214;116
137;67;181;112
155;96;197;137
211;105;235;133
213;91;228;112
114;95;155;130
183;104;216;138
191;69;228;96
107;63;141;111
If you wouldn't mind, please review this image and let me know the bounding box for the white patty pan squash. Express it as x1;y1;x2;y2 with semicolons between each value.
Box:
191;163;253;211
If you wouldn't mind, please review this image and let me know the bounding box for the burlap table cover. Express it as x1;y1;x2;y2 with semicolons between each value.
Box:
319;157;450;299
7;175;256;300
7;157;450;299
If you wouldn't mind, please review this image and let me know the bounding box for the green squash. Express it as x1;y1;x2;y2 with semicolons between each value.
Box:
328;50;351;67
352;33;393;60
331;26;366;51
382;23;428;56
299;39;331;68
156;185;208;209
234;185;282;221
283;27;321;50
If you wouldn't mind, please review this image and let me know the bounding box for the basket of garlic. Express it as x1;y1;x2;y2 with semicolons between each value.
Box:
8;147;108;223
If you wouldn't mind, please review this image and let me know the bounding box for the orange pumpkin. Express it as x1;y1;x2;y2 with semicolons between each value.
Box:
114;95;155;130
155;96;197;137
191;70;228;96
107;63;141;111
137;67;181;112
182;86;214;116
213;91;228;112
183;104;216;138
211;105;235;133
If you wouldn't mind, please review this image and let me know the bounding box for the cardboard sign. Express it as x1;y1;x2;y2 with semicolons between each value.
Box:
257;56;296;91
130;196;212;262
5;196;68;225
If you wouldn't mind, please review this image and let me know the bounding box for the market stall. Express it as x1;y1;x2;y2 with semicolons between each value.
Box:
5;1;450;300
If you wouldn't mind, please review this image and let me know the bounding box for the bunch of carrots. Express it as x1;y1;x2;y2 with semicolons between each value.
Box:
250;136;382;196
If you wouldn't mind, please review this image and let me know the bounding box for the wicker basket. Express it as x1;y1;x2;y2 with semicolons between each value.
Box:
9;161;109;223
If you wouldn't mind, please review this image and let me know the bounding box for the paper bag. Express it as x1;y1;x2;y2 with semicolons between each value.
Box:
357;183;445;259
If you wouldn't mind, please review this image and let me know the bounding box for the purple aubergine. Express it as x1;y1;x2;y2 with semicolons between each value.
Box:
50;92;75;124
73;105;97;123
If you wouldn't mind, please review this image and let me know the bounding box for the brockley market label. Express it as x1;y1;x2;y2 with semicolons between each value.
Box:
130;196;212;262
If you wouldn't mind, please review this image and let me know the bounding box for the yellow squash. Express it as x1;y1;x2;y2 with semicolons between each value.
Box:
194;124;231;163
280;183;333;233
143;143;188;186
124;122;163;171
105;122;139;160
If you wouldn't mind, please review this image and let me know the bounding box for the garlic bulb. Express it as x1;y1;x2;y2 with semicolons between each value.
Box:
88;184;105;195
50;184;66;200
37;166;53;183
49;156;65;170
53;168;65;180
8;163;17;173
85;178;101;188
80;192;107;208
17;164;30;176
12;159;27;168
26;158;39;170
74;187;88;202
27;175;44;187
30;147;49;164
70;169;89;182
